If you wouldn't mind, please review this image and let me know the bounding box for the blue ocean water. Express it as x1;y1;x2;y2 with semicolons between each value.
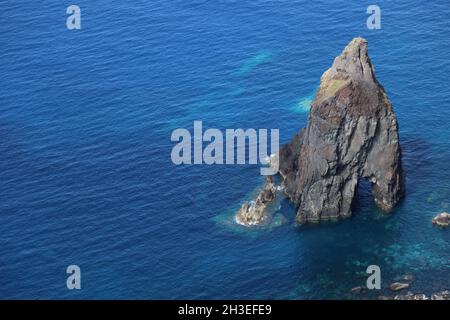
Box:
0;0;449;299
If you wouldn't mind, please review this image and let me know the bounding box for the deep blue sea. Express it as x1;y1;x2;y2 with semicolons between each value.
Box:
0;0;449;299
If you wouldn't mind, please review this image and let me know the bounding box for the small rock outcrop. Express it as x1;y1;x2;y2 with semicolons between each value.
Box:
236;176;276;226
279;37;404;223
379;290;450;300
432;212;449;227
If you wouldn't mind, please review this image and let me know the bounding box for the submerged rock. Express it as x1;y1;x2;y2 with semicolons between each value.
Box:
389;282;410;291
279;37;404;224
432;212;450;227
350;286;364;294
400;274;415;283
236;176;276;226
270;213;288;228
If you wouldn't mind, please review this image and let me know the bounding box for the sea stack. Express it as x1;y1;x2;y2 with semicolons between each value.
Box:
281;37;404;223
238;38;405;226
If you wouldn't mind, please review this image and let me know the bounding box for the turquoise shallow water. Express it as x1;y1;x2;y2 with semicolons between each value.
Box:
0;0;449;299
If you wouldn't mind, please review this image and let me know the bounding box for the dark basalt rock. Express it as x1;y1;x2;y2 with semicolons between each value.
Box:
278;37;404;224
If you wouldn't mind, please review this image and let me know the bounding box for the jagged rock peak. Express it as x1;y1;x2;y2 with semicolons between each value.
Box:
323;37;375;83
315;37;389;114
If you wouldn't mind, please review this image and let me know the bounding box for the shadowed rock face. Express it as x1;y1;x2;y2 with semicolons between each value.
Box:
279;37;404;224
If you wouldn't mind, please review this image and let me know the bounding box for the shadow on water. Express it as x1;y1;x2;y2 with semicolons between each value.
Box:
400;136;433;189
351;178;375;214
